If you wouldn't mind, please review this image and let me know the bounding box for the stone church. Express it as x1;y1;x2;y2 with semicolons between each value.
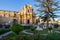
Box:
0;4;37;24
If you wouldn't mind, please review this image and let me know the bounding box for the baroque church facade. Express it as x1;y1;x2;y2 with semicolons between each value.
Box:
0;4;37;24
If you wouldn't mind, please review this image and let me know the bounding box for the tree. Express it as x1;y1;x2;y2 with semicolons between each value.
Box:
11;23;24;40
53;23;60;30
41;15;51;22
48;27;52;33
30;26;36;31
35;0;60;28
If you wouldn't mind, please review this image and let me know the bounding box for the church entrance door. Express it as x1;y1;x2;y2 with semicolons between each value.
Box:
27;20;30;24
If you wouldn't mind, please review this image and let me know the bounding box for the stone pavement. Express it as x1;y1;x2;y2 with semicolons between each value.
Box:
0;31;12;39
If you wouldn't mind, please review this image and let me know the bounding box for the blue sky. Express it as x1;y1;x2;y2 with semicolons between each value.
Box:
0;0;36;11
0;0;60;20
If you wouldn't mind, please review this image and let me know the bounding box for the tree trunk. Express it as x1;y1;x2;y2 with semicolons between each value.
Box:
46;12;49;29
52;17;55;33
17;35;21;40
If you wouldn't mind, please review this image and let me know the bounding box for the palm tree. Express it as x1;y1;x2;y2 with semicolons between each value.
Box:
35;0;60;28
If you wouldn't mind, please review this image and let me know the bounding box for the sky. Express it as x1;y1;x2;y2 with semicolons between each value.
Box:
0;0;60;20
0;0;36;11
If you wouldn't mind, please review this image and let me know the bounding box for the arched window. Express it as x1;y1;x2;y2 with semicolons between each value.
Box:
14;13;16;17
13;19;17;23
28;10;30;13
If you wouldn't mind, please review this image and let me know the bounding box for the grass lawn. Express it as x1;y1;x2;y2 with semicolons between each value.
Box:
0;31;60;40
0;32;17;40
36;30;48;34
56;30;60;32
46;33;60;40
0;32;31;40
26;29;48;34
0;28;11;35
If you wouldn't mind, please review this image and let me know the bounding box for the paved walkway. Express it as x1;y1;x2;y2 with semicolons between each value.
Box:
22;30;33;35
55;31;60;33
0;31;12;39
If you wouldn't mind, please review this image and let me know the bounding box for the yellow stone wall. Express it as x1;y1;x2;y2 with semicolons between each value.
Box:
0;4;37;24
17;4;36;24
39;18;60;25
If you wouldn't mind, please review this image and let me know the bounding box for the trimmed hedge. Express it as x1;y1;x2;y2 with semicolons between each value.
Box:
0;28;10;35
11;23;24;34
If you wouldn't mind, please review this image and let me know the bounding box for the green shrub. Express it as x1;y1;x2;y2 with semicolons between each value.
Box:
30;26;36;31
45;33;60;40
11;23;24;34
0;28;10;35
54;24;59;28
48;27;52;31
0;32;17;40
